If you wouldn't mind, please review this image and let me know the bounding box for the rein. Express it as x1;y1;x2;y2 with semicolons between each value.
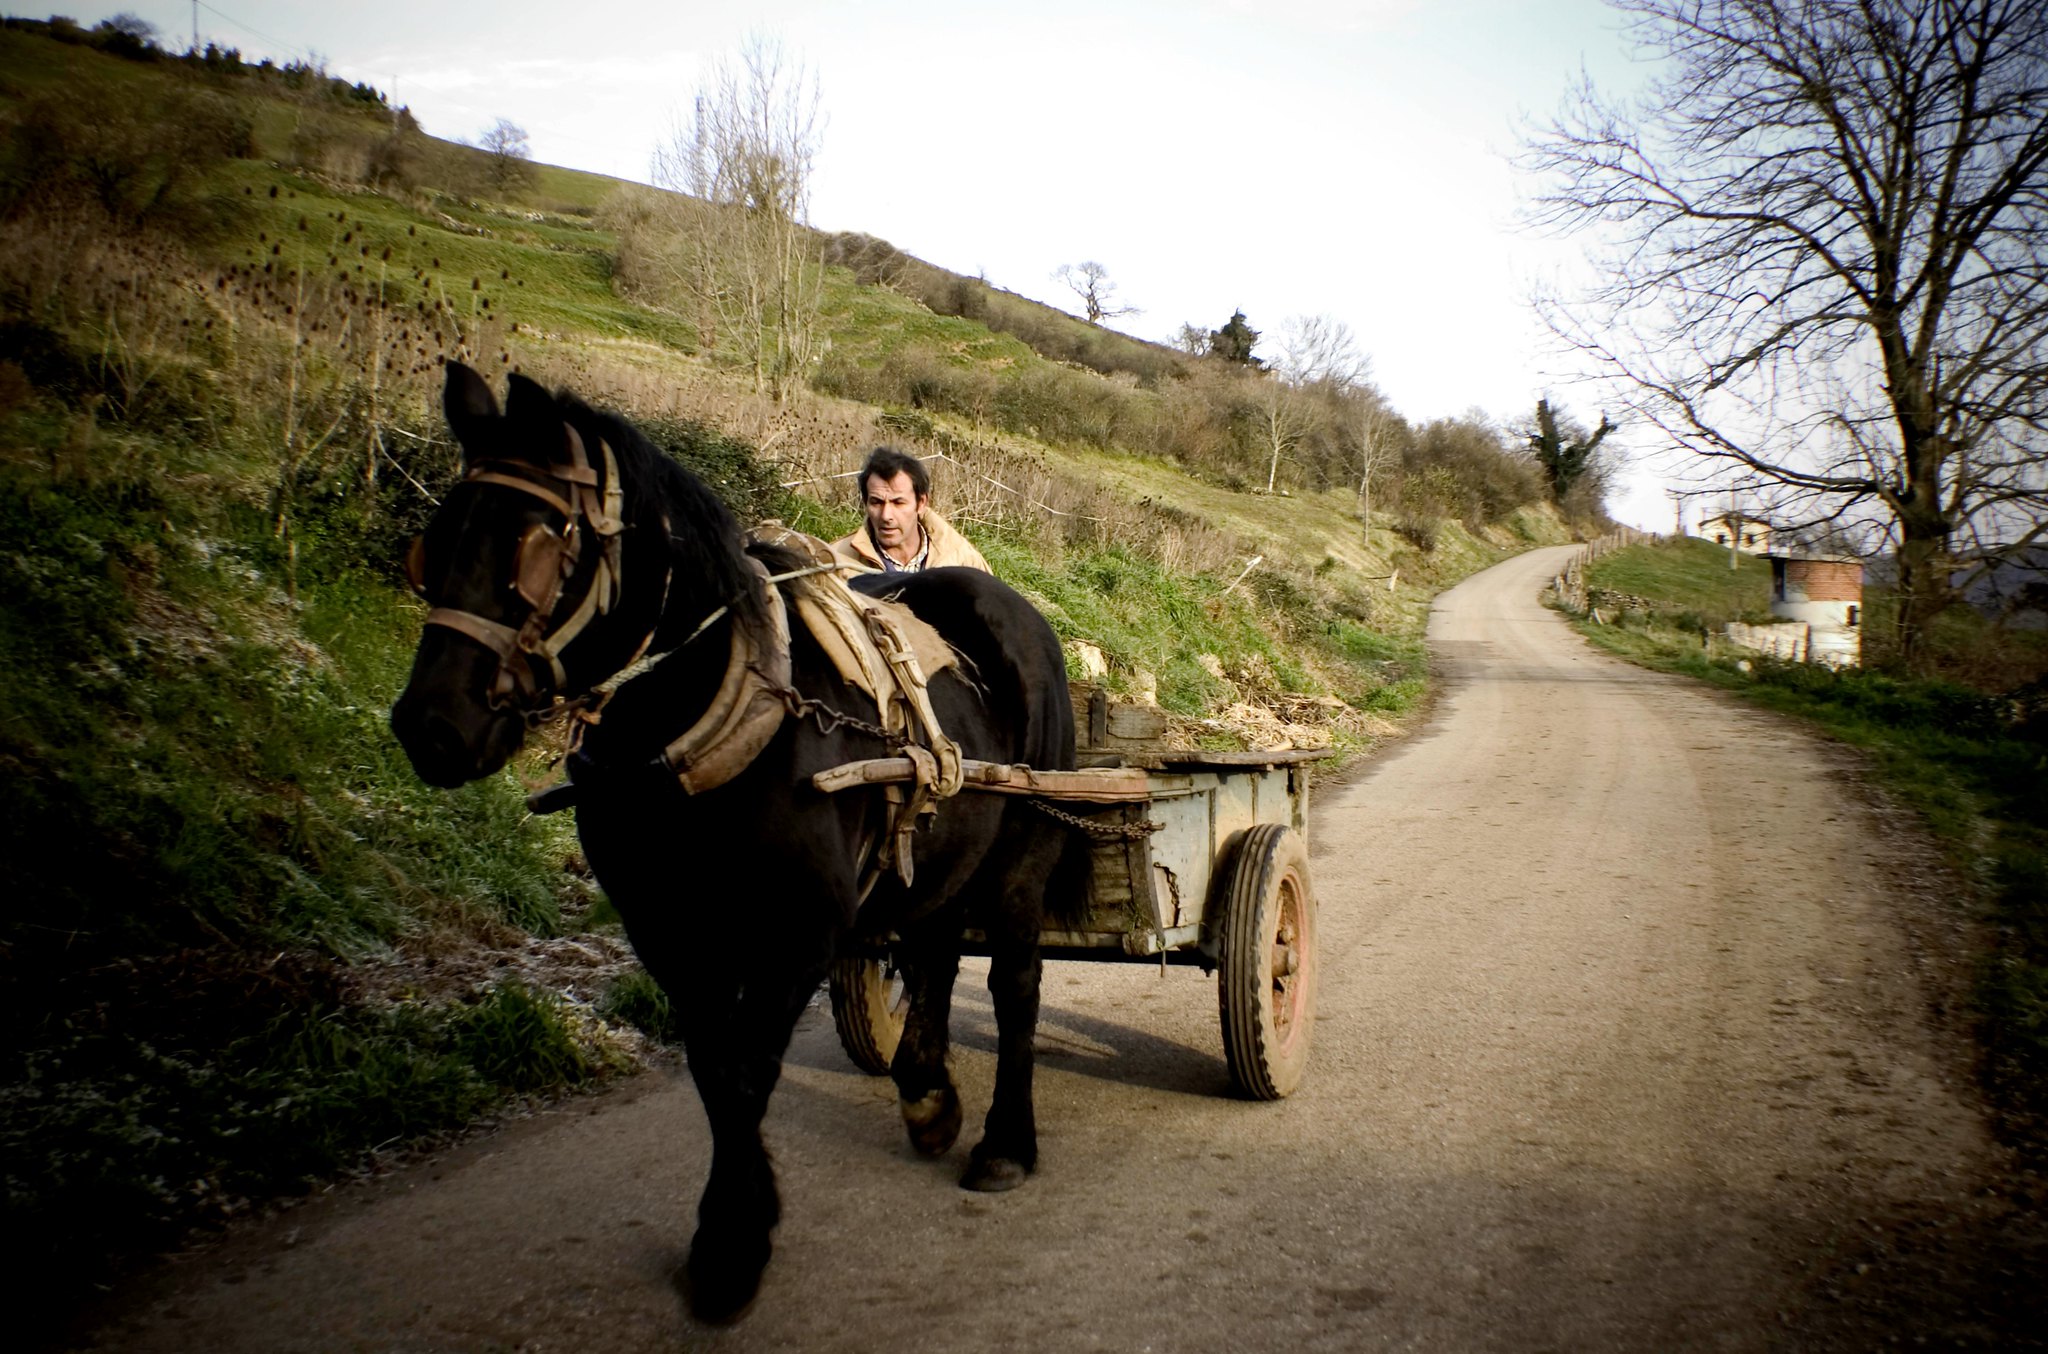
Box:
592;559;848;698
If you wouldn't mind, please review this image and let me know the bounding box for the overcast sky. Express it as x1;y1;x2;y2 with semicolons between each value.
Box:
29;0;1676;527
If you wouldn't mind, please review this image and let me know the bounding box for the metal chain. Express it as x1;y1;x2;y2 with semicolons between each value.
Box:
1030;798;1163;839
771;683;911;748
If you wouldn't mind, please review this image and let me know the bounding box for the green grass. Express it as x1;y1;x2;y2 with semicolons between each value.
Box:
1586;535;1772;622
0;325;606;1311
207;159;691;351
979;534;1426;721
600;969;684;1046
4;976;602;1317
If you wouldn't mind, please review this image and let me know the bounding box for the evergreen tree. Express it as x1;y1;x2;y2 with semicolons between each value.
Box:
1207;310;1260;365
1527;398;1613;502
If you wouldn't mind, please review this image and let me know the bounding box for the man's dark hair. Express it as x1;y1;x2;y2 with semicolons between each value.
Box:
858;445;929;501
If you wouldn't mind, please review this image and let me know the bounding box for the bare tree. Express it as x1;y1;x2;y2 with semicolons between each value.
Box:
1053;261;1139;325
1254;380;1313;494
1255;315;1366;493
1169;322;1210;357
478;118;533;194
651;37;825;401
1349;387;1402;520
1524;0;2048;667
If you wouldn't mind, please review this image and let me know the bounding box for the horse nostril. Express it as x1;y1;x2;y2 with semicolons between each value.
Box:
421;710;468;764
393;699;478;786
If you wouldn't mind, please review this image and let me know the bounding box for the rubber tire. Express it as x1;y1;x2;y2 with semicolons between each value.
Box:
1216;824;1317;1099
829;956;906;1075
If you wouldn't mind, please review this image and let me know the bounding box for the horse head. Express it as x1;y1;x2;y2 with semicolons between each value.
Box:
391;362;662;787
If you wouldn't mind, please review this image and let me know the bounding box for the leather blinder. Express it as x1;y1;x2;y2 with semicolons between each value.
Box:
511;523;573;610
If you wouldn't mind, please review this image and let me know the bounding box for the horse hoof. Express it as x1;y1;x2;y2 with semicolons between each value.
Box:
900;1089;962;1157
961;1151;1031;1193
686;1232;769;1325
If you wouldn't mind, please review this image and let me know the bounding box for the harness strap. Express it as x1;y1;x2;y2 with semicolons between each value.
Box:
864;606;963;799
425;606;522;658
424;424;647;722
464;469;577;521
654;557;794;794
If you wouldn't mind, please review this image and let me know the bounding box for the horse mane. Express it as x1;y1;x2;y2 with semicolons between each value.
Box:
552;390;781;636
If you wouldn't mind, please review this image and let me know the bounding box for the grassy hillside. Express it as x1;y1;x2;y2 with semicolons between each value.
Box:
0;20;1570;1315
1581;534;1772;622
1577;537;2048;1161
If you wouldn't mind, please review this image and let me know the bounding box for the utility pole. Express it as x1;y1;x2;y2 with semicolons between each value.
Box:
191;0;198;53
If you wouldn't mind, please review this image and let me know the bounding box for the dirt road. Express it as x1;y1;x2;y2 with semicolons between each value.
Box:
73;544;2029;1351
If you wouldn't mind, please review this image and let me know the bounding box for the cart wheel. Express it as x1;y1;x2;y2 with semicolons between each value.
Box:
829;956;906;1075
1217;824;1317;1099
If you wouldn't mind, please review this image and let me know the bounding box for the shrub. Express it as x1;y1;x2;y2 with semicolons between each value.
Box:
1393;513;1439;552
451;983;599;1092
600;969;683;1045
1403;416;1542;527
2;85;254;228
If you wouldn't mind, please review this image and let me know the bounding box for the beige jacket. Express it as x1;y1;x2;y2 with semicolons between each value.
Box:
831;508;991;575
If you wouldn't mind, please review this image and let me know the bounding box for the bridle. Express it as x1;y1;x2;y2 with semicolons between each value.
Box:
407;421;662;723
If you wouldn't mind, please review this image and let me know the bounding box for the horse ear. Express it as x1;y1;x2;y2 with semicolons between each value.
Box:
503;372;573;465
443;362;499;456
504;372;556;423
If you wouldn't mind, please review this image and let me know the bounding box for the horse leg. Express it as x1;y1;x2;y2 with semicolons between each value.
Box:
660;936;830;1323
890;936;963;1157
962;825;1064;1192
963;924;1042;1192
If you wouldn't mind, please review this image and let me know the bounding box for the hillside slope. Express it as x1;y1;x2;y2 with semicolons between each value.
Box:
0;20;1570;1318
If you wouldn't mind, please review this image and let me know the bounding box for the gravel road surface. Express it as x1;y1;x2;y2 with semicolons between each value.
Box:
71;544;2031;1351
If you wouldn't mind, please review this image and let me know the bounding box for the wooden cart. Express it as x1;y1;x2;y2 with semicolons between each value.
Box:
828;692;1328;1099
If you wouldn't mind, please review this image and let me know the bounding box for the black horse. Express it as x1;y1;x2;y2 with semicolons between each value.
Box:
391;364;1082;1320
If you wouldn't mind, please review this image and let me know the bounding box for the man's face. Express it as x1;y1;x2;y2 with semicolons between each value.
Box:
863;470;927;561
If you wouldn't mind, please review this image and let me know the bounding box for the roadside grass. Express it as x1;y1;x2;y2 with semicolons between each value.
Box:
4;976;605;1315
1579;543;2048;1155
0;365;611;1305
982;533;1428;722
599;969;684;1046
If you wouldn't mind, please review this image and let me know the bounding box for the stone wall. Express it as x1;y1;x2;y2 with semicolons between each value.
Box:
1725;620;1811;662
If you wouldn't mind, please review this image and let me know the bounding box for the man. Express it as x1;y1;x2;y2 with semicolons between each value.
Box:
830;446;991;574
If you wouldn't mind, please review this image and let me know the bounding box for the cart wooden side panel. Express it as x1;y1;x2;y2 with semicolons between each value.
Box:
1009;753;1321;960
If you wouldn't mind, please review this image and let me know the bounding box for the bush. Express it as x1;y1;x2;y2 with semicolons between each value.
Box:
1393;513;1439;552
451;983;600;1092
1;85;254;228
1402;416;1542;527
600;969;683;1045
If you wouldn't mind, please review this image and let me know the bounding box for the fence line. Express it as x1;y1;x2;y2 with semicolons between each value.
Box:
1552;527;1656;614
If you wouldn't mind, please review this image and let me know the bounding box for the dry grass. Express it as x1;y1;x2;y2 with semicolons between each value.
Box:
509;339;1251;575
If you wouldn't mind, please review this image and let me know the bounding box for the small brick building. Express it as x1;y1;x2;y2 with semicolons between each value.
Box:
1768;551;1863;667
